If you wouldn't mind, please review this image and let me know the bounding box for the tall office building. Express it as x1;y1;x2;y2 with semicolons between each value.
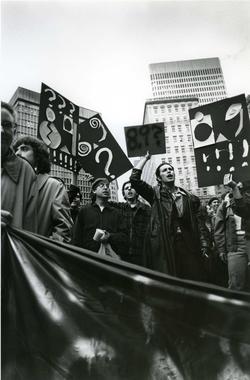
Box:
144;57;228;198
9;87;119;203
149;57;227;104
142;97;214;198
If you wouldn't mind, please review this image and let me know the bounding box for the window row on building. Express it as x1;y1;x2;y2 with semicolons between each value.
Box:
152;76;225;84
150;67;222;80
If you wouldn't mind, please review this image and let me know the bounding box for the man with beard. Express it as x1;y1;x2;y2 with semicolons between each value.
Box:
1;102;37;231
130;152;207;281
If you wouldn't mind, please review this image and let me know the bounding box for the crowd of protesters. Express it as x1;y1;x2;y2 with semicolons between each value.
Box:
1;101;250;292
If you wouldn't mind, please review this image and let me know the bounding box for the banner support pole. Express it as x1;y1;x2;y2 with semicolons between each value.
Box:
72;172;77;186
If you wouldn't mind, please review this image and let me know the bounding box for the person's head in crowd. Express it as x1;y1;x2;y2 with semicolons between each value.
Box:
199;203;214;221
13;136;50;174
208;196;220;213
122;181;138;203
1;101;17;159
91;178;110;204
68;184;82;207
155;162;175;186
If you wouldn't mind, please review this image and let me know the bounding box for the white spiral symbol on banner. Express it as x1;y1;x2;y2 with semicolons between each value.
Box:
78;142;92;157
90;118;100;129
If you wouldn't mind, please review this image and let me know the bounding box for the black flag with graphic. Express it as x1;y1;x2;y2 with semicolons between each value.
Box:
77;114;133;180
189;94;250;187
38;83;80;172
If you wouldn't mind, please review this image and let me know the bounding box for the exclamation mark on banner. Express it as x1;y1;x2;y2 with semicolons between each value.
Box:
64;155;68;168
53;150;57;162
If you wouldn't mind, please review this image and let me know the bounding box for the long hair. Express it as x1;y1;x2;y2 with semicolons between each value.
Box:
13;136;51;174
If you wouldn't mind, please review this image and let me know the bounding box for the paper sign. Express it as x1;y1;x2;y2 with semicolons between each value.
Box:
124;123;166;157
189;94;250;187
77;114;133;180
38;83;80;172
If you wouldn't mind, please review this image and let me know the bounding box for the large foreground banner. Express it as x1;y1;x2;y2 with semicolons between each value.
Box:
2;227;250;380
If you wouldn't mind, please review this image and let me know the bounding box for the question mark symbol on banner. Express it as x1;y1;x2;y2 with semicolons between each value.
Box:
58;95;66;113
45;88;56;107
69;102;75;118
96;147;115;179
152;125;162;146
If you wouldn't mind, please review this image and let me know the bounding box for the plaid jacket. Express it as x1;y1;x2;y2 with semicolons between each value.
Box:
109;200;151;265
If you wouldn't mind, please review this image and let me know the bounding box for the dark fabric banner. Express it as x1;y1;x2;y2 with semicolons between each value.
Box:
189;94;250;187
77;114;133;180
2;227;250;380
38;83;80;173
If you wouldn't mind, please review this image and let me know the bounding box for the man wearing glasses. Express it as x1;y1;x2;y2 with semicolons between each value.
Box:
73;178;128;258
1;101;38;231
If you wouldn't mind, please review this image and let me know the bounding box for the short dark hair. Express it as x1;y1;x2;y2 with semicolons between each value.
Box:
68;184;82;203
13;136;51;174
155;162;174;183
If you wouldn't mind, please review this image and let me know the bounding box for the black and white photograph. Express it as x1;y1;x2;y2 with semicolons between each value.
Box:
1;1;250;379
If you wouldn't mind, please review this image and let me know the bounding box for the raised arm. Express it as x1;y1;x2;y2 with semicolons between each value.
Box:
134;151;151;171
228;181;250;219
129;153;155;205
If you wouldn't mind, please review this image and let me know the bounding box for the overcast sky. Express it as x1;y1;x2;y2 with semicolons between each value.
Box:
2;0;250;190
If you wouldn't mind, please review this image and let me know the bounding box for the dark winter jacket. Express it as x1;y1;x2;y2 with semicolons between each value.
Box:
130;168;206;278
234;191;250;240
72;203;128;257
214;203;238;254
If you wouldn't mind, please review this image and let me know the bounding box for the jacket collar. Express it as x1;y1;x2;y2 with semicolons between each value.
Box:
130;200;148;210
36;173;50;191
93;202;112;210
154;184;188;200
2;150;22;184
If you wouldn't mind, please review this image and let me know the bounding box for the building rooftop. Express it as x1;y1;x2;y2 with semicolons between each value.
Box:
149;57;221;71
143;97;199;123
9;86;98;119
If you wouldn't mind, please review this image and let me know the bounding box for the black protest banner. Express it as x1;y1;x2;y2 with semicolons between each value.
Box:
77;114;133;180
124;123;166;157
38;83;80;172
189;94;250;187
2;226;250;380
